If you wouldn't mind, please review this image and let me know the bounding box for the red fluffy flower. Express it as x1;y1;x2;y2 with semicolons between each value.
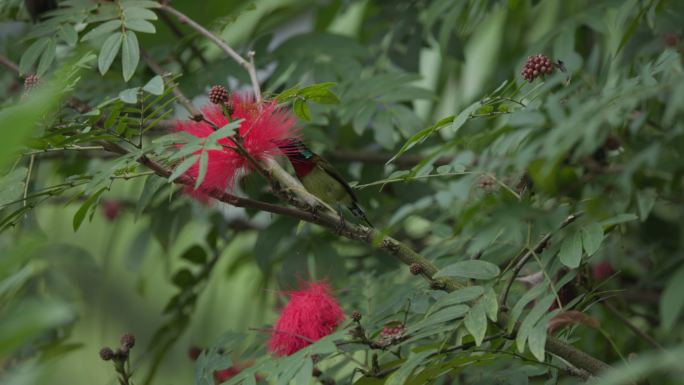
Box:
174;94;297;199
268;281;345;356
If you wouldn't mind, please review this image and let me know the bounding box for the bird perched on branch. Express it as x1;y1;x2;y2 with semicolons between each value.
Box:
278;139;373;227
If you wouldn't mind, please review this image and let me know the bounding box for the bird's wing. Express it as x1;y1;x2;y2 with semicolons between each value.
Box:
314;156;359;202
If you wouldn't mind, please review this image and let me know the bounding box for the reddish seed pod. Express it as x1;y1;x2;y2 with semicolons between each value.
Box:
521;54;556;82
208;85;229;105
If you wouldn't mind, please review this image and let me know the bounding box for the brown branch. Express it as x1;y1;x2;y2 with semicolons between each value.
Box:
159;3;261;101
0;53;20;75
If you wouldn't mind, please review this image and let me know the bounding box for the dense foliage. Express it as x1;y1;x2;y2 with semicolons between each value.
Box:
2;1;684;384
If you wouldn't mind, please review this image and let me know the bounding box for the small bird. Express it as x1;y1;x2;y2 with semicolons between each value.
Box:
278;139;373;227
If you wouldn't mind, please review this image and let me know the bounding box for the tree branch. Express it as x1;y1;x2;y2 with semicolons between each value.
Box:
159;3;261;101
0;53;20;75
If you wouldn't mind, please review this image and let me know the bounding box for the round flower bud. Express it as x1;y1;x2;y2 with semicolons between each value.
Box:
209;85;229;105
121;333;135;349
100;347;115;361
351;311;362;322
521;54;556;82
409;263;422;275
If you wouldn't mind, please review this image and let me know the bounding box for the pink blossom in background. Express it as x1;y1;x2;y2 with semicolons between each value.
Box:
268;281;345;356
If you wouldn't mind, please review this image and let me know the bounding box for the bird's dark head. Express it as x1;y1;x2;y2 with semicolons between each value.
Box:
276;138;314;161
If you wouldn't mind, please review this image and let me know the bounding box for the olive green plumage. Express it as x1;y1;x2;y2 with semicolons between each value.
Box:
279;140;373;227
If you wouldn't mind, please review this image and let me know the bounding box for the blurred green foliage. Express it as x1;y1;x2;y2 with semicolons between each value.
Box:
2;0;684;384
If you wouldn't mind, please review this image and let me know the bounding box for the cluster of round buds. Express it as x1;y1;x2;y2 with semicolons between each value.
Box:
209;85;229;105
99;332;136;361
24;74;39;90
409;263;422;275
22;74;40;98
521;54;556;82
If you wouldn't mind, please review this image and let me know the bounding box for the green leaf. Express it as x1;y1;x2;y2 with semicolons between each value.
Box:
422;305;469;326
661;265;684;331
208;120;242;142
464;302;487;346
527;321;548;362
0;167;28;206
293;99;312;121
98;33;123;75
168;154;199;182
0;79;63;169
135;174;166;218
387;115;454;164
36;39;56;76
19;38;49;75
172;268;195;288
386;350;434;385
125;18;156;33
123;6;158;20
58;24;78;46
508;282;547;333
636;188;657;222
559;230;583;268
142;75;164;95
581;223;604;256
516;294;554;353
293;358;313;385
0;300;74;356
180;245;207;265
194;151;208;189
82;20;122;41
121;31;140;81
119;87;139;104
482;287;498;322
299;82;340;104
72;187;107;231
431;286;484;311
435;260;500;280
600;213;638;227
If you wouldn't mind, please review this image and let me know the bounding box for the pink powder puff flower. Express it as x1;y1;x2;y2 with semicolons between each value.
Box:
174;94;297;200
268;281;345;356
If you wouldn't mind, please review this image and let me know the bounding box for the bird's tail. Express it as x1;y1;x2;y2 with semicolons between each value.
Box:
349;202;373;228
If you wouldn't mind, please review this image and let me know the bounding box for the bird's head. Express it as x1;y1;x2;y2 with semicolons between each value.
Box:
275;138;314;162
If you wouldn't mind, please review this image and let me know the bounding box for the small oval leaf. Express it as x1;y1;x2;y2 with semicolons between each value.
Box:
435;260;500;280
98;33;123;75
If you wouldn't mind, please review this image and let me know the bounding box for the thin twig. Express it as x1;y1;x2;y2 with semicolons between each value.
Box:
500;213;581;306
0;53;20;74
159;4;261;101
22;145;105;156
23;155;35;208
603;300;663;351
